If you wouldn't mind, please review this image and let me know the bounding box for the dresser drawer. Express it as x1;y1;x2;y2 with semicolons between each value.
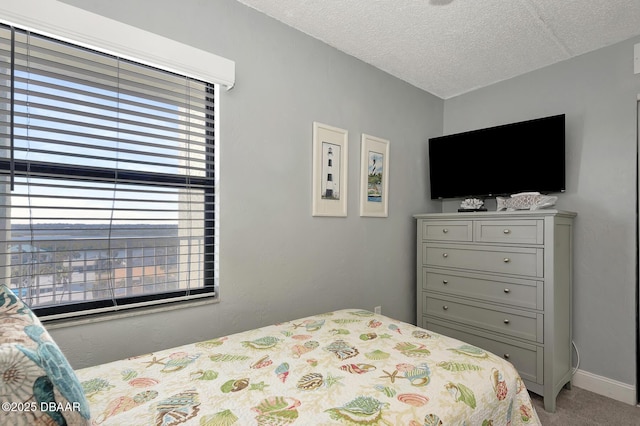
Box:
423;317;543;384
475;219;544;244
424;244;544;278
424;294;543;343
421;220;472;242
423;268;543;310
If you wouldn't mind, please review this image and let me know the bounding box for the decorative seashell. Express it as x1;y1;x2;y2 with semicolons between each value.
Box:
195;337;227;348
275;362;290;383
368;320;382;328
304;319;326;332
329;328;350;335
349;310;375;317
339;363;376;374
374;385;396;398
121;369;138;381
251;355;273;369
291;341;319;358
325;396;388;424
397;393;429;407
291;334;312;340
411;330;432;339
323;340;359;360
209;353;250;362
221;378;249;393
132;390;158;404
253;396;301;425
199;409;239;426
394;342;431;357
396;363;416;372
365;350;390;360
81;378;114;396
296;372;324;390
190;370;219;381
424;414;443;426
359;333;378;341
331;319;361;325
306;358;318;367
388;324;402;334
128;377;159;388
448;345;488;358
437;361;482;372
446;382;477;409
241;336;280;350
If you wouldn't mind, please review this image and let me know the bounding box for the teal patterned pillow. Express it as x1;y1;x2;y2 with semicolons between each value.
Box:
0;285;91;425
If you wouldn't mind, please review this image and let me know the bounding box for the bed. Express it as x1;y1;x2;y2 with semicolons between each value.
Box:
0;285;540;425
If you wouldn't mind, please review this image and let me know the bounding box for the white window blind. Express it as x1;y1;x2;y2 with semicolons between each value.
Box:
0;24;217;319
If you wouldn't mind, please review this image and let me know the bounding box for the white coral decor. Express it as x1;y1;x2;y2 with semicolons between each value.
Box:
460;198;484;210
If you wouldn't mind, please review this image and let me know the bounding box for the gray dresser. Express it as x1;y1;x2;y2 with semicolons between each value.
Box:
414;210;576;412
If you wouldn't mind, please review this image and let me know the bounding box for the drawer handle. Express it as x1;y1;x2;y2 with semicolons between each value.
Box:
503;258;511;263
503;353;510;359
442;305;449;311
503;319;510;324
442;253;449;258
442;228;448;234
504;288;511;293
442;280;448;285
503;229;511;234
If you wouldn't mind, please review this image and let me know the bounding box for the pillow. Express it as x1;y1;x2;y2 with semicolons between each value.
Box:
0;284;91;425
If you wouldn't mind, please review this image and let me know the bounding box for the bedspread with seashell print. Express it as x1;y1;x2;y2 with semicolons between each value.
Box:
75;309;541;425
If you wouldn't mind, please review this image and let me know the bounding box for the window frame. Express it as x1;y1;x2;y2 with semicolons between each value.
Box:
0;1;231;320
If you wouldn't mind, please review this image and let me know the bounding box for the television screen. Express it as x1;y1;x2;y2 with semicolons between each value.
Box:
428;114;565;199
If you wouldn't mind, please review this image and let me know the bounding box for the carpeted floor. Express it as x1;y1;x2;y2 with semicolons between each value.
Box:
530;387;640;425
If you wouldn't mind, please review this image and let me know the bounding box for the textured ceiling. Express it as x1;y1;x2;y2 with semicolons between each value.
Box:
234;0;640;99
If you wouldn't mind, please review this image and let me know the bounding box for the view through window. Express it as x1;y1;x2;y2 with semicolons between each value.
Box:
0;25;217;318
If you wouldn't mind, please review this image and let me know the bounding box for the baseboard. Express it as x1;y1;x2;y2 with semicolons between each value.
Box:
572;369;637;405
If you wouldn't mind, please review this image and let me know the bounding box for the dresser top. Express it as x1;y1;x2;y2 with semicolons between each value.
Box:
413;209;577;219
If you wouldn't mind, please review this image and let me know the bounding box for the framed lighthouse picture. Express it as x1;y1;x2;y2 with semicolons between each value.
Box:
312;122;348;217
359;134;389;217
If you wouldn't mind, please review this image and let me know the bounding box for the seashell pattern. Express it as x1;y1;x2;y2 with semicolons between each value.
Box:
253;396;301;425
365;349;390;360
397;393;429;407
199;409;239;426
241;336;280;350
128;377;159;388
296;372;324;390
221;378;249;393
411;330;432;339
339;363;376;374
323;339;359;360
72;308;540;426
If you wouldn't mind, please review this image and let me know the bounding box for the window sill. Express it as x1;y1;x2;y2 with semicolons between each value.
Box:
42;295;219;330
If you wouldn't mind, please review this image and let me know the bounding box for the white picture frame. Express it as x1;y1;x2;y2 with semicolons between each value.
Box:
359;134;389;217
312;122;348;217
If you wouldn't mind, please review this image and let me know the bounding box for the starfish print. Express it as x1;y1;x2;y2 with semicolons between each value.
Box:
291;322;305;329
325;372;344;388
250;381;269;391
379;369;399;383
142;356;166;368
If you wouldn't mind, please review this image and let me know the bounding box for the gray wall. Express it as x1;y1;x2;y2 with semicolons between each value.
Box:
443;37;640;386
53;0;443;368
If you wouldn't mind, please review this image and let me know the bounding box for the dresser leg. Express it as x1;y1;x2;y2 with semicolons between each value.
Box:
564;380;572;390
543;396;557;413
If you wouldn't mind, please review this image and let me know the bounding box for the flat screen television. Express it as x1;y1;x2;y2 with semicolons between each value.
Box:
428;114;565;199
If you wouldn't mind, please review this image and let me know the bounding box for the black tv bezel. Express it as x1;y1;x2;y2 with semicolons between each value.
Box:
428;114;566;200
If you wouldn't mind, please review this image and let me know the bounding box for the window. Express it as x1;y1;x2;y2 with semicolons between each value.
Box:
0;24;217;319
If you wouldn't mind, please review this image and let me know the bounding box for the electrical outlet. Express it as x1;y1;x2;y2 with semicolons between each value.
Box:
374;306;382;315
